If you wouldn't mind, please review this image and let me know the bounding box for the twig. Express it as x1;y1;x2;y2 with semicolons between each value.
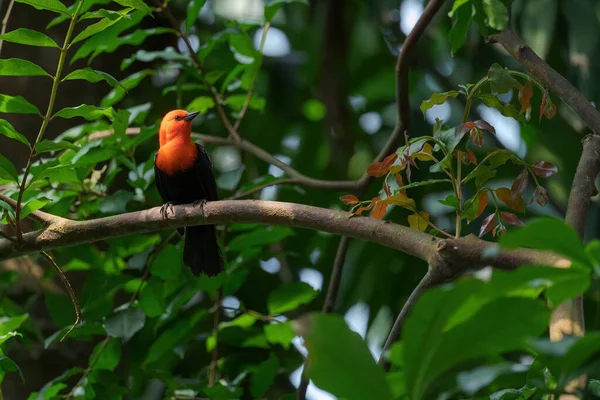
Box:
64;337;110;399
226;178;300;200
0;0;15;57
232;23;271;132
13;0;85;241
152;0;241;143
377;269;441;370
41;251;81;342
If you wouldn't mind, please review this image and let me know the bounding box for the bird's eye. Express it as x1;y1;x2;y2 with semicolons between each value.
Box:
174;115;182;121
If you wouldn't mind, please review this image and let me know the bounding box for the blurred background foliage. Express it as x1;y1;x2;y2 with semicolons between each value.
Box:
0;0;599;398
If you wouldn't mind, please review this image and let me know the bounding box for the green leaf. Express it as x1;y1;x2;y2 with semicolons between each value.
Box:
152;245;185;280
268;282;318;315
294;314;394;400
103;307;145;342
0;332;21;347
80;7;132;20
225;93;266;112
487;63;521;93
264;0;309;21
457;363;525;396
482;0;509;30
186;0;206;32
478;93;524;120
0;153;19;182
21;198;50;219
101;70;153;107
531;333;600;388
430;126;468;172
0;28;59;47
187;96;215;114
229;32;257;64
63;68;122;88
228;226;294;252
54;105;116;121
0;93;40;114
0;58;50;77
15;0;70;15
27;367;82;399
251;354;279;398
71;15;127;44
35;139;79;154
499;218;588;266
112;0;152;14
90;338;121;371
45;293;76;327
144;312;206;366
0;356;24;383
139;277;166;317
302;99;326;121
0;314;28;336
404;288;549;400
0;119;30;148
264;321;295;350
420;91;460;115
448;4;472;54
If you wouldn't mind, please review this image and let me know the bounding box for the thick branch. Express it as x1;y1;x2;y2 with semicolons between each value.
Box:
0;200;436;261
489;29;600;132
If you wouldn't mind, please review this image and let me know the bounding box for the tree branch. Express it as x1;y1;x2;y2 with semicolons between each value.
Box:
0;192;61;226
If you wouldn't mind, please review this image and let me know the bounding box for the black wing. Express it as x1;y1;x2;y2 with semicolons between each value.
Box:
193;143;219;202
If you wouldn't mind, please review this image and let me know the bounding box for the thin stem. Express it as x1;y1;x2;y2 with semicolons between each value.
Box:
41;251;81;341
14;0;84;241
232;23;271;132
0;0;15;56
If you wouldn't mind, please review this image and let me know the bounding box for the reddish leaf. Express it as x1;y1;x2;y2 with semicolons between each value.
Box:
510;170;529;199
476;190;489;218
539;91;557;121
383;181;392;197
531;161;558;177
367;162;388;178
382;153;398;169
501;211;525;226
353;197;378;216
479;213;497;237
474;120;496;135
544;103;557;119
371;200;388;220
340;194;359;205
518;81;533;114
539;91;547;122
496;187;525;212
534;186;549;207
466;149;478;165
471;128;484;148
464;121;476;130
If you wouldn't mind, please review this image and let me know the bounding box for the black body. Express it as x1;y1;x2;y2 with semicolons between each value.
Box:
154;143;223;276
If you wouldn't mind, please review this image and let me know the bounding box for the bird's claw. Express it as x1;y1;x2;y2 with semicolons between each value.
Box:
192;199;207;218
160;202;175;220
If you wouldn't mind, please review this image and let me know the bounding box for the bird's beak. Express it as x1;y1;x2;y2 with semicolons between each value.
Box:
183;111;200;122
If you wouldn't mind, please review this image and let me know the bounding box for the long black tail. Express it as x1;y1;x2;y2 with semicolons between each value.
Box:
183;225;223;276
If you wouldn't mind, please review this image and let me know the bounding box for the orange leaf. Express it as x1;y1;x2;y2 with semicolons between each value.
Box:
476;190;488;219
367;161;389;178
479;213;497;237
383;182;392;197
408;212;429;231
340;194;359;205
353;197;379;216
518;81;533;113
466;149;478;165
465;121;476;130
510;170;529;199
371;200;388;220
383;193;416;209
496;187;525;212
382;153;398;169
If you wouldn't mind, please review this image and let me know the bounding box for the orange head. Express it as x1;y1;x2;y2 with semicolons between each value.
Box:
159;109;200;147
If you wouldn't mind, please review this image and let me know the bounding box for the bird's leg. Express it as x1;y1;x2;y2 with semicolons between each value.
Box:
160;201;175;220
192;199;207;219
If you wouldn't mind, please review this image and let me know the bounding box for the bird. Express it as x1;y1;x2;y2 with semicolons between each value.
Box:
154;109;224;276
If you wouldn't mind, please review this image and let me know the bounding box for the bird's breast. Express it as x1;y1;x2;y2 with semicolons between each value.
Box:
155;140;198;176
